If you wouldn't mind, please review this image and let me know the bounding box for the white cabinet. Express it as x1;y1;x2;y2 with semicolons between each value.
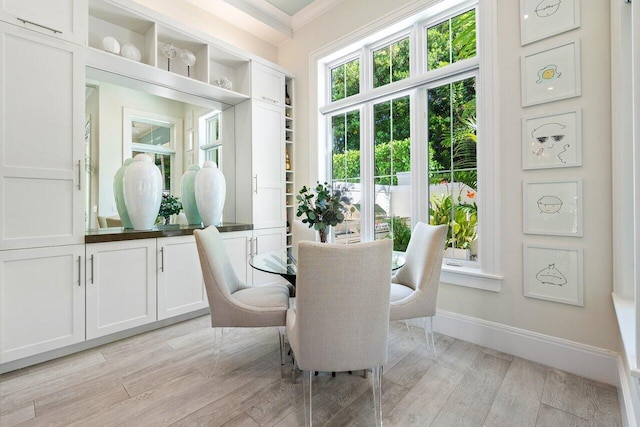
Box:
85;239;156;339
251;61;285;106
0;0;87;44
220;229;285;287
236;99;286;230
252;228;286;287
0;245;85;363
157;236;208;320
221;230;252;284
0;23;85;250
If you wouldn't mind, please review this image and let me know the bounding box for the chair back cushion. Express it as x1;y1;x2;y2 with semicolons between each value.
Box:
293;239;392;372
394;223;447;292
194;226;243;303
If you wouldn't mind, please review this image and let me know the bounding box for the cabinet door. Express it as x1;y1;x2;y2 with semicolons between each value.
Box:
86;239;156;339
252;101;285;229
221;230;252;284
0;23;85;250
252;227;286;287
157;236;208;320
0;0;86;44
251;62;285;106
0;245;84;363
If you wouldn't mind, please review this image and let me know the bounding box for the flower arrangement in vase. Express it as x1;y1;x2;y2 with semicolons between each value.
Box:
296;182;353;243
157;193;182;225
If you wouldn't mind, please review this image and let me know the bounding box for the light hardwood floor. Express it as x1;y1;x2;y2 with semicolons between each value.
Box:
0;316;621;426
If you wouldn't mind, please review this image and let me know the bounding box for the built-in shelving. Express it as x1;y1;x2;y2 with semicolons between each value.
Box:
87;0;251;108
285;77;295;250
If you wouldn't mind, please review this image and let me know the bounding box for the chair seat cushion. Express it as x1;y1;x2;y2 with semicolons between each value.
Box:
232;284;290;309
390;283;414;302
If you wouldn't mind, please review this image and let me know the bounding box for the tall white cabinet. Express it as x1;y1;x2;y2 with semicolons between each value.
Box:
0;22;85;250
235;62;287;274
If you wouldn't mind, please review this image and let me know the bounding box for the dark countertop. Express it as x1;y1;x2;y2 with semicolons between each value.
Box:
85;223;253;244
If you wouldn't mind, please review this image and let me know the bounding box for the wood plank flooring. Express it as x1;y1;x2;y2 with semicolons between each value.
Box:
0;316;622;426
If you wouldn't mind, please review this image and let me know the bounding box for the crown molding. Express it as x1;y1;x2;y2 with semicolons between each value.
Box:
223;0;293;37
292;0;346;31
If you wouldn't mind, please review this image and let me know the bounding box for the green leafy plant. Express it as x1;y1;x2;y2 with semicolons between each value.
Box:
429;191;477;250
296;182;353;242
389;216;412;252
157;193;182;225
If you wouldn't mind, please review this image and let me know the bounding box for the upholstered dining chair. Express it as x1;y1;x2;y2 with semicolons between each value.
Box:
291;219;317;260
287;240;392;427
389;222;448;356
194;226;290;370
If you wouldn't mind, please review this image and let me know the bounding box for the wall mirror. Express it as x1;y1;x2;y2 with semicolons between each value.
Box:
85;68;236;230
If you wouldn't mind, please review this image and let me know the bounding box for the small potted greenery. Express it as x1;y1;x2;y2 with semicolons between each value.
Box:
296;182;353;243
157;193;183;225
429;191;477;259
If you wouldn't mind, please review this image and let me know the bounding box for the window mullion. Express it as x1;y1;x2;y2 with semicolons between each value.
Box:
360;103;374;242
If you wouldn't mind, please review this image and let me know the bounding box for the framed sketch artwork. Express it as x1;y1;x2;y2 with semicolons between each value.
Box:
522;109;582;169
521;40;581;107
524;244;583;306
523;179;583;236
520;0;580;45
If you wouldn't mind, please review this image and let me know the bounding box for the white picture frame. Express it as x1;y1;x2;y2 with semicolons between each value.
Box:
524;244;583;306
523;179;583;236
521;40;581;107
522;109;582;169
520;0;580;45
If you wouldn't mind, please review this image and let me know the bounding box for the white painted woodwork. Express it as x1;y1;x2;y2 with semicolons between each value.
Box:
0;245;85;363
85;239;157;339
157;235;207;320
0;23;85;250
251;227;286;286
235;99;286;230
251;61;285;106
221;230;252;284
0;0;87;45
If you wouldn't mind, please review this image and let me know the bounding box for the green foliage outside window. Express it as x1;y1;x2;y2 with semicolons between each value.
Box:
427;9;476;71
331;59;360;102
373;37;410;88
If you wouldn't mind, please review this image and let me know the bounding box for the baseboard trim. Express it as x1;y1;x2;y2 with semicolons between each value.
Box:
429;309;620;386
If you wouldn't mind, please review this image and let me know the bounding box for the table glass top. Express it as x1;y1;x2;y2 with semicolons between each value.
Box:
249;248;406;276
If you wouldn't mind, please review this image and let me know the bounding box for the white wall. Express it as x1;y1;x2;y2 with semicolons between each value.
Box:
278;0;620;352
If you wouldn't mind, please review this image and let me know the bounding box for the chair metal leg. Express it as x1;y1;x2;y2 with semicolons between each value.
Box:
372;366;383;427
278;327;286;366
303;370;313;427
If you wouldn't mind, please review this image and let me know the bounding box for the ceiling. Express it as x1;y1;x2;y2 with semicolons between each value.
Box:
184;0;339;45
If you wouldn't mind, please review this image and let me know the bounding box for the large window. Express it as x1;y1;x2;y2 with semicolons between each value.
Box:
319;0;499;289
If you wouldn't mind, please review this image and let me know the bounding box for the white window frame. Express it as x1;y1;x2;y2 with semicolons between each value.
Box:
315;0;501;291
199;110;223;167
122;108;182;196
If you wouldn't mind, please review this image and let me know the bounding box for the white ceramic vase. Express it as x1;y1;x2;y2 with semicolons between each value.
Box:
123;154;162;230
195;161;226;226
113;158;134;229
181;164;202;225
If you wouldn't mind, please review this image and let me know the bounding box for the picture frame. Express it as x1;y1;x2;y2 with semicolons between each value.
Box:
523;179;583;236
520;0;580;45
522;109;582;169
521;40;581;107
523;244;583;306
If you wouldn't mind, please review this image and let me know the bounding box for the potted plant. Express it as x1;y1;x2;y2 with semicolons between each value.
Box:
296;182;353;242
157;193;183;225
429;190;477;259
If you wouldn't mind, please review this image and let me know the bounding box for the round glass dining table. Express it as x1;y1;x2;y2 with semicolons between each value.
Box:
249;248;406;286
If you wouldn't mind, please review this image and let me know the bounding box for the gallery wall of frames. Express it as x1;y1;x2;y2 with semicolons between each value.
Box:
518;0;584;306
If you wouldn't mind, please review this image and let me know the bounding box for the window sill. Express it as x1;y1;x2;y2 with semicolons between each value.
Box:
440;264;502;292
611;292;640;378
